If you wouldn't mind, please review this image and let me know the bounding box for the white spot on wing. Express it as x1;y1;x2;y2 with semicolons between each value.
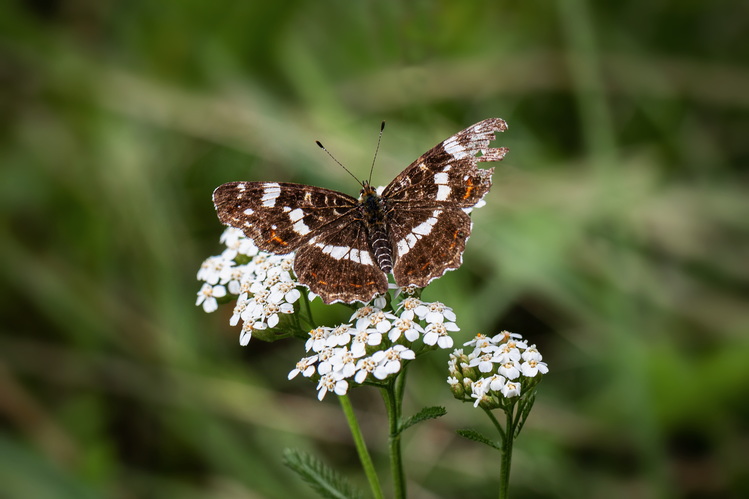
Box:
434;172;448;184
396;210;442;257
289;208;305;222
412;216;438;235
293;220;311;236
443;137;470;159
322;245;348;260
261;183;281;207
243;208;254;215
314;243;374;265
435;184;451;201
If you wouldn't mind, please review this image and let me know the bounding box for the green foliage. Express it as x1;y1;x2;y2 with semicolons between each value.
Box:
456;429;502;452
514;392;536;439
398;406;447;435
283;449;364;499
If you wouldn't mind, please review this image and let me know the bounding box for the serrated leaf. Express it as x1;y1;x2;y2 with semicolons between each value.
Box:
456;429;502;451
515;391;536;438
282;448;364;499
398;406;446;435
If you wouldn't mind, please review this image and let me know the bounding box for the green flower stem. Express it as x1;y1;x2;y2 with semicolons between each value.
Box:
484;407;507;444
299;291;315;330
483;404;516;499
499;406;515;499
338;394;384;499
382;380;406;499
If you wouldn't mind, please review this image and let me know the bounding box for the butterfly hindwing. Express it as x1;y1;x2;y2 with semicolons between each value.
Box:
388;207;473;288
294;217;389;304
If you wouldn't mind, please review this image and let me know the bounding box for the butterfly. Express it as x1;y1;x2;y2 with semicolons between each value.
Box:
213;118;508;304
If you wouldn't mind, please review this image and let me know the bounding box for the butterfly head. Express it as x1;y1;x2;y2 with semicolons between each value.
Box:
358;180;381;201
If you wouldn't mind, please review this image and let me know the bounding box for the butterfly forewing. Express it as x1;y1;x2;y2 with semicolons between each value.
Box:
213;182;358;254
382;118;508;208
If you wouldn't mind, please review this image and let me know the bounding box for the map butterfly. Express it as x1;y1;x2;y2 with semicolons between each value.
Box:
213;118;509;304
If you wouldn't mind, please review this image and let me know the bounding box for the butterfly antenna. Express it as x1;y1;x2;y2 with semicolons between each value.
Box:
316;140;363;187
368;121;386;184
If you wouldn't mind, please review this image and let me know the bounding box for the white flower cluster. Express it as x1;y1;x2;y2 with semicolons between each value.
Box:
290;299;460;400
447;331;548;408
196;227;301;345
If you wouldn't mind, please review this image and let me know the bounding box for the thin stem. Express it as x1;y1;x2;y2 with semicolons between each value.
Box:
338;394;384;499
483;406;507;444
299;290;315;330
381;379;406;499
498;405;516;499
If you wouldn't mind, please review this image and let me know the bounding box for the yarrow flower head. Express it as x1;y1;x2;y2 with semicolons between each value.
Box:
286;300;458;400
196;227;301;344
448;330;548;409
197;228;465;401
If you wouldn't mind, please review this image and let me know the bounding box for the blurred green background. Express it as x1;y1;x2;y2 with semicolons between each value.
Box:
1;1;748;498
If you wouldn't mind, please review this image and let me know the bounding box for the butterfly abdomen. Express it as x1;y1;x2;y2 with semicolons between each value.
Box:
359;184;393;274
369;224;393;274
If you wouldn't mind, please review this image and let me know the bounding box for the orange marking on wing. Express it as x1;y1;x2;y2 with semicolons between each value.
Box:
420;262;430;271
448;229;460;250
463;178;475;199
349;280;376;288
268;230;288;246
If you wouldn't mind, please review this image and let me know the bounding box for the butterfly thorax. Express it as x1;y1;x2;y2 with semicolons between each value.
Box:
358;182;393;274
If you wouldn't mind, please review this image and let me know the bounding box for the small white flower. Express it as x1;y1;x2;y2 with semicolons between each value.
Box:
520;359;549;377
522;344;543;362
306;326;332;353
388;317;423;343
328;347;361;378
499;361;520;380
496;343;522;363
354;356;378;384
501;381;521;398
262;302;294;328
373;295;387;309
414;301;456;324
397;296;424;321
196;283;227;313
350;328;383;357
289;355;318;379
316;373;348;400
197;256;228;285
468;352;497;373
486;374;506;392
372;345;415;380
239;320;266;346
470;378;490;407
423;322;459;349
316;347;338;375
220;264;248;295
268;280;299;304
491;330;522;344
326;324;355;348
354;308;397;333
464;333;499;354
220;227;259;259
230;295;249;326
